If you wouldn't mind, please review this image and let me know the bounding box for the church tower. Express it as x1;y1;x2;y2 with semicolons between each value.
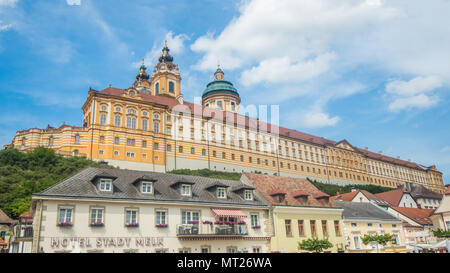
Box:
133;59;151;94
202;65;240;113
150;41;182;100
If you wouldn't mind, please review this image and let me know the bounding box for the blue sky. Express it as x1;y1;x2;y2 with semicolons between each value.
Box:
0;0;449;185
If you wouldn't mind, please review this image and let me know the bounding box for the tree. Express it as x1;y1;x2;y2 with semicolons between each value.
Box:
433;229;450;238
298;237;333;253
361;234;395;252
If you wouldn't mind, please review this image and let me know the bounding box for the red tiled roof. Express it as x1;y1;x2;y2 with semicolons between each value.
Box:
19;212;32;218
313;192;330;198
268;189;286;196
0;209;12;223
243;173;335;207
391;207;435;225
96;87;429;170
375;189;407;206
445;187;450;195
292;190;309;197
330;191;359;202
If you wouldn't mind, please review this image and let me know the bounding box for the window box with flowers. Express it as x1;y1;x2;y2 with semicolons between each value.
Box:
252;225;261;229
214;221;224;225
156;224;168;228
58;222;73;227
238;220;246;225
225;221;235;225
90;222;104;227
188;220;199;225
203;220;212;225
125;222;139;227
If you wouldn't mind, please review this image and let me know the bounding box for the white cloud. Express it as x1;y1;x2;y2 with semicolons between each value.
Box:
66;0;81;6
303;111;340;128
441;146;450;153
191;0;398;73
0;23;11;31
386;75;442;112
0;0;18;7
388;93;439;112
386;75;443;96
240;53;336;86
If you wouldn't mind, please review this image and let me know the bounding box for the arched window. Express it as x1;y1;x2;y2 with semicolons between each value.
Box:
155;82;159;94
231;102;235;111
142;119;148;131
74;135;80;144
100;114;106;126
169;82;175;93
114;115;121;127
127;117;137;129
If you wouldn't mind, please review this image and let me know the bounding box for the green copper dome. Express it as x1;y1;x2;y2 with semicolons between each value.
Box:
202;80;240;99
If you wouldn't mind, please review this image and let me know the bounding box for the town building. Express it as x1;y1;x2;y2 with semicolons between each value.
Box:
334;201;406;253
0;209;13;253
388;207;436;251
409;184;443;209
242;173;346;253
8;212;34;253
431;187;450;231
375;188;418;208
30;165;271;253
330;189;391;208
6;43;446;194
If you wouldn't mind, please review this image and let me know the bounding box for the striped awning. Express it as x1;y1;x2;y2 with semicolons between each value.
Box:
211;208;247;218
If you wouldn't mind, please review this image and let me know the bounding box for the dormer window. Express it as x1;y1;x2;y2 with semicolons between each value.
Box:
277;194;285;203
99;179;112;191
142;182;153;194
181;184;192;196
217;187;227;199
244;190;253;201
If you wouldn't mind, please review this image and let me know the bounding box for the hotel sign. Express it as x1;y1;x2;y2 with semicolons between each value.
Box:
51;237;164;248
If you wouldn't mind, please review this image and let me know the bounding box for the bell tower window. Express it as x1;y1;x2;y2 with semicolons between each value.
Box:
155;83;159;95
169;82;175;94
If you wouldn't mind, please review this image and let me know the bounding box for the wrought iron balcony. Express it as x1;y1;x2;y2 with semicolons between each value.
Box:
176;223;248;237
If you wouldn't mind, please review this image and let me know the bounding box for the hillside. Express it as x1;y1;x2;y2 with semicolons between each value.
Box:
0;147;100;219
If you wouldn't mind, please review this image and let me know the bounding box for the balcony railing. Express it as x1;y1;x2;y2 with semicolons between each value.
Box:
176;224;248;237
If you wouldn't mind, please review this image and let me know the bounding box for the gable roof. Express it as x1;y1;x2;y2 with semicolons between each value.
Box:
330;190;391;207
242;173;334;207
334;201;401;222
390;207;434;226
375;188;409;206
0;209;12;223
409;185;443;200
34;167;268;208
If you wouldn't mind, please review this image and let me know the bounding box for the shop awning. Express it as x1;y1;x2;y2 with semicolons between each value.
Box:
211;208;247;218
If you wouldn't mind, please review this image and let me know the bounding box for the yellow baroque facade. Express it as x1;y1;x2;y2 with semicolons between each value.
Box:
6;42;446;193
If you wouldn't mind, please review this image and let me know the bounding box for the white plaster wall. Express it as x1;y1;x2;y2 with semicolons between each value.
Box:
37;200;269;253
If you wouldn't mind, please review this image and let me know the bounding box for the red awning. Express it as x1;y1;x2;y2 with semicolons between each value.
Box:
211;208;247;218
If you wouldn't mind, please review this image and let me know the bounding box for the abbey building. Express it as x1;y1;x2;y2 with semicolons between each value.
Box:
7;42;445;194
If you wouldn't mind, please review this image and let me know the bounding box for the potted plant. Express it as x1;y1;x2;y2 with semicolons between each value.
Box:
188;220;199;224
125;222;139;227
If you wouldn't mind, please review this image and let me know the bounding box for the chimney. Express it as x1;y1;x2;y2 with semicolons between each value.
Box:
99;161;109;168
